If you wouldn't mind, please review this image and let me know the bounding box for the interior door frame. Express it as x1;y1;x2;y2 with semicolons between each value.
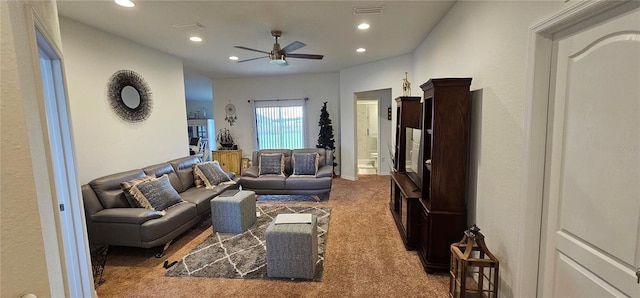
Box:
27;4;94;297
518;1;631;297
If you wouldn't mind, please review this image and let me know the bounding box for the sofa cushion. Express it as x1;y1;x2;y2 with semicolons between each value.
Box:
239;175;286;190
169;156;202;192
285;176;333;190
120;175;156;207
241;166;259;178
316;165;334;178
194;161;233;188
89;169;147;208
179;187;216;216
259;153;285;176
139;202;197;243
292;152;319;176
180;184;238;215
143;162;182;193
129;175;185;215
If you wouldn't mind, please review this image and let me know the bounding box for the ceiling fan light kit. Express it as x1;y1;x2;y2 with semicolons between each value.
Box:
269;57;288;66
234;30;324;66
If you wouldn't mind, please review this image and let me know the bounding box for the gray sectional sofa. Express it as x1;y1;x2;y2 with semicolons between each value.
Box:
81;155;238;255
239;148;333;201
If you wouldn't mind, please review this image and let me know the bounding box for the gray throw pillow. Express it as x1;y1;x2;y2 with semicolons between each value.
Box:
259;153;285;176
129;175;183;215
292;152;319;176
194;161;232;188
120;175;156;207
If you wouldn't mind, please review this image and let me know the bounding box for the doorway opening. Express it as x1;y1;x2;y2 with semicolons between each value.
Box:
356;99;378;175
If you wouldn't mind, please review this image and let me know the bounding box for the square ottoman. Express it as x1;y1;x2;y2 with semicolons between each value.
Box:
210;190;256;234
265;214;318;280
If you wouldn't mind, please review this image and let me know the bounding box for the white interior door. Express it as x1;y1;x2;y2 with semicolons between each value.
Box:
539;5;640;297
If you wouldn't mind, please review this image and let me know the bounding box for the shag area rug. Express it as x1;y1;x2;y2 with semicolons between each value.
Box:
165;204;331;281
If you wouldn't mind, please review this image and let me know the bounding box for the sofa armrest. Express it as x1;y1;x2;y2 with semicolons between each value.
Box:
90;208;163;224
242;166;259;178
226;171;237;179
316;165;333;178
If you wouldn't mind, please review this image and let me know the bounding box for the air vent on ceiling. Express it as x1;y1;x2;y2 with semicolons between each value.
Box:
353;5;385;15
171;22;206;29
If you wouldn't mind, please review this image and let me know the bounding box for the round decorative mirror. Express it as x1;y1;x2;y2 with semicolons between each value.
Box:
107;69;153;122
121;85;141;109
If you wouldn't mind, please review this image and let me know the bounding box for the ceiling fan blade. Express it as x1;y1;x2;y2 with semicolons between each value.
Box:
234;46;270;55
286;53;324;60
236;56;268;63
281;41;306;53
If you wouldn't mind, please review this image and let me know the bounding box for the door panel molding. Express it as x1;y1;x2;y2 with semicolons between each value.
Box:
519;1;636;297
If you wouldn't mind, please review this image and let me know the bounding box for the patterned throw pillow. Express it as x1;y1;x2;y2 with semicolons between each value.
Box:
192;164;205;188
129;175;184;215
193;161;233;189
120;175;156;207
292;152;320;176
259;153;285;176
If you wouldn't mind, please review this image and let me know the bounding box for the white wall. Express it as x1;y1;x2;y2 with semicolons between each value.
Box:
184;70;214;119
1;1;66;296
212;73;340;167
339;54;413;180
412;1;563;296
60;17;188;184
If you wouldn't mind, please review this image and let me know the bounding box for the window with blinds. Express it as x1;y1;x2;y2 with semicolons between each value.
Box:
253;98;307;150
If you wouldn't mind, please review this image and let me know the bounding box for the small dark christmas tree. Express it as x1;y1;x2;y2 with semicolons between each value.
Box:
316;101;337;168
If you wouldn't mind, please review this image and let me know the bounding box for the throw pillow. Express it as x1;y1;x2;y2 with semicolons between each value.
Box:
292;152;320;176
192;164;205;188
259;153;285;176
129;175;184;215
120;175;156;207
193;161;233;189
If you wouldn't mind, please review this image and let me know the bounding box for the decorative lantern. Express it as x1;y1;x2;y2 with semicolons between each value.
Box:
450;225;499;298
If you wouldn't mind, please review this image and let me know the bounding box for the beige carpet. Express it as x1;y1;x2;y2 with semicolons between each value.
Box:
96;175;449;297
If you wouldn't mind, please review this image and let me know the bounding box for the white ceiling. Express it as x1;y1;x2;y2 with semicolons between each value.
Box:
57;1;455;80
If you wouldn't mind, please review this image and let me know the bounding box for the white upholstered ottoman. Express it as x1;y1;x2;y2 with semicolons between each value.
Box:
210;190;256;234
265;214;318;280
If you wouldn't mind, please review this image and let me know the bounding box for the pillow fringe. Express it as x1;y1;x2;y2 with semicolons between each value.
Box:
193;165;211;188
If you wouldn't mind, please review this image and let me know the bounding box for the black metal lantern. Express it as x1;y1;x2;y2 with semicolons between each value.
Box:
450;225;499;298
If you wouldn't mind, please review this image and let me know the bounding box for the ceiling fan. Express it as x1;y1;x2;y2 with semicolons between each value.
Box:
234;30;324;66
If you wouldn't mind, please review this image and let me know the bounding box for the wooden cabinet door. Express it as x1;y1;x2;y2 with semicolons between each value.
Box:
212;150;241;174
416;204;430;267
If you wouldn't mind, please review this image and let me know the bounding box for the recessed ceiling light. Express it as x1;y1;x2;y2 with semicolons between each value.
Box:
357;23;370;30
229;56;239;61
356;48;366;53
114;0;135;8
189;36;203;42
